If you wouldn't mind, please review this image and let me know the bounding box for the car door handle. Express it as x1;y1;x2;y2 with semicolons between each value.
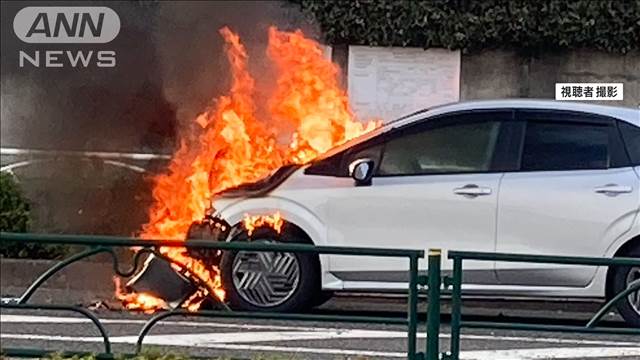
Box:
453;184;492;197
594;184;633;195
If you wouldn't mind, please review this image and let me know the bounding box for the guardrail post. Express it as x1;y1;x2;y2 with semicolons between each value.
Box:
448;257;463;360
426;249;441;360
407;254;420;360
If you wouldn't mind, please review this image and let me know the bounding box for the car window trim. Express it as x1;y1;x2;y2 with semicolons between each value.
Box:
304;108;634;177
515;109;615;125
616;120;640;167
513;109;630;172
374;110;514;178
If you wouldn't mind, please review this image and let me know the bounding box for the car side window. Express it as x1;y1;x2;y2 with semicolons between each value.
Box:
305;141;383;177
304;152;345;176
619;121;640;165
377;121;501;176
521;121;609;171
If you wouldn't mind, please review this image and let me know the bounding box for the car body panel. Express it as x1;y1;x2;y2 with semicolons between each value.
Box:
603;165;640;258
495;168;639;286
325;173;501;283
211;100;640;299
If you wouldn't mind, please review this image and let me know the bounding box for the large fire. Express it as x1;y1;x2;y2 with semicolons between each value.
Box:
116;26;378;312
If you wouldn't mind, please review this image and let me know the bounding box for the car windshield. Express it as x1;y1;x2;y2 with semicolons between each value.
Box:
309;108;431;163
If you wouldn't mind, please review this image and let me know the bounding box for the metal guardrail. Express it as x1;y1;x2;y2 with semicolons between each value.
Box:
1;232;639;360
0;147;171;173
443;250;640;360
0;232;429;360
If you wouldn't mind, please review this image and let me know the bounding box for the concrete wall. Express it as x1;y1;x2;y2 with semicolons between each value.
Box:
460;49;640;107
0;258;117;304
336;47;639;109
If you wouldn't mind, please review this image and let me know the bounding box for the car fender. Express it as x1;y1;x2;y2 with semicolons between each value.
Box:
601;219;639;258
214;195;330;271
604;167;640;258
603;216;639;260
588;219;639;299
583;167;639;298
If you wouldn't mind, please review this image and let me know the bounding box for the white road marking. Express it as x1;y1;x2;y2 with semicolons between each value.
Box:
2;333;640;359
111;330;404;344
0;334;406;358
1;314;637;347
0;314;332;331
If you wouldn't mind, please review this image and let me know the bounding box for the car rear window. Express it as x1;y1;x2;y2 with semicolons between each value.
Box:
619;121;640;165
521;121;609;171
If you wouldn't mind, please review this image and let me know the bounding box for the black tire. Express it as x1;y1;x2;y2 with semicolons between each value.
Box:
609;244;640;328
220;226;320;312
312;291;334;308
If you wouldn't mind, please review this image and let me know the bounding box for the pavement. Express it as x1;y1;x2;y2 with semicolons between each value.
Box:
1;295;639;360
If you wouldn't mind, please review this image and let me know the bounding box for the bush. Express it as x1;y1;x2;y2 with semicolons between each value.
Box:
0;172;30;232
0;172;66;259
292;0;640;54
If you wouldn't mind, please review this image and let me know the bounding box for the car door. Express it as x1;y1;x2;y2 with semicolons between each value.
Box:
619;121;640;179
324;110;514;284
496;110;639;287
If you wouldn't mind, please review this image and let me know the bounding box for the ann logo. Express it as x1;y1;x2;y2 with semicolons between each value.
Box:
13;7;120;43
26;12;105;39
14;7;119;68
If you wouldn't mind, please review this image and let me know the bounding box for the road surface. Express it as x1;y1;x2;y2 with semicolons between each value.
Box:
1;295;639;359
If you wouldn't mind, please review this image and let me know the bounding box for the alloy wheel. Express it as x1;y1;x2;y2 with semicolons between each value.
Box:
231;248;300;307
626;266;640;315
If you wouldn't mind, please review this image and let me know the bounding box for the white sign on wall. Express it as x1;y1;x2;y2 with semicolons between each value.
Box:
348;46;460;122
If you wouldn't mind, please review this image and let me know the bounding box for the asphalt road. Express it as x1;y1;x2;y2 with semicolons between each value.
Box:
1;295;639;360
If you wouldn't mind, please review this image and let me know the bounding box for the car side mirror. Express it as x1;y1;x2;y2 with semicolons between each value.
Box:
349;158;375;186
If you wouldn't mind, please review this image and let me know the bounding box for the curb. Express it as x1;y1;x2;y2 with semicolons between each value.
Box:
1;258;117;304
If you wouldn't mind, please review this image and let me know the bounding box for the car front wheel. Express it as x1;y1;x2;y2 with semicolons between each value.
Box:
220;229;319;312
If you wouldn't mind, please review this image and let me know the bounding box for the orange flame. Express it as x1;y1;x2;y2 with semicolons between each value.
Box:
113;277;168;313
268;28;379;163
117;26;379;312
243;212;284;236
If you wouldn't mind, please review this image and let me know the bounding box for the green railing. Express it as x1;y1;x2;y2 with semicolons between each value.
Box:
1;232;639;360
0;232;430;360
443;250;640;360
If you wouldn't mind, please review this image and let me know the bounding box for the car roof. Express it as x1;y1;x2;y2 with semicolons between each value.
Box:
391;99;639;129
313;99;639;161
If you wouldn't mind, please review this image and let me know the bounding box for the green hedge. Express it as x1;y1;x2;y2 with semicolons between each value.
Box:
292;0;640;53
0;172;30;233
0;172;66;259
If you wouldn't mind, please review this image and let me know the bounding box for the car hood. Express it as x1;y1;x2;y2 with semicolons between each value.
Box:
215;164;302;198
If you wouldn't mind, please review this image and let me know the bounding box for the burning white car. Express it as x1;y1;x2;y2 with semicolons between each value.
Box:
200;99;640;326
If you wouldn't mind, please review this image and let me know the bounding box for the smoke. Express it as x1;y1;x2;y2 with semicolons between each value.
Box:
1;1;173;152
0;1;316;152
151;1;318;134
0;0;317;236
